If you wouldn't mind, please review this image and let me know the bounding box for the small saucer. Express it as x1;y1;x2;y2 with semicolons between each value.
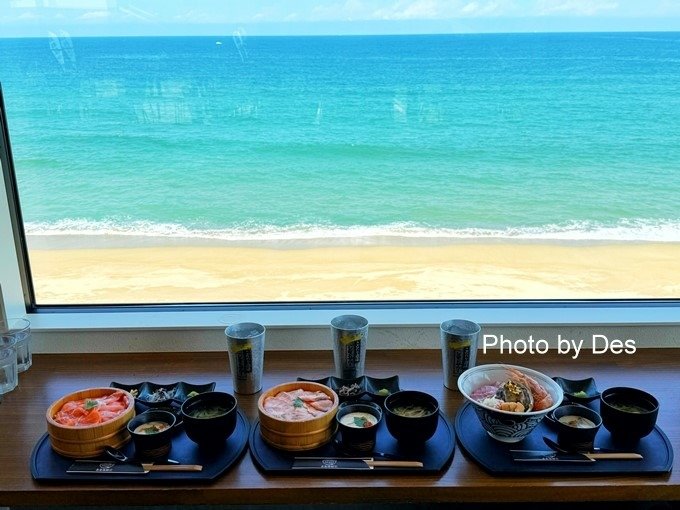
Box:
552;376;600;403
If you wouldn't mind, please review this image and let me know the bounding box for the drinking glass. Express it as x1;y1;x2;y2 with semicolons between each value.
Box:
331;315;368;379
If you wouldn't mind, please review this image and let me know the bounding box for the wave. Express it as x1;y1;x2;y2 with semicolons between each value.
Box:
23;218;680;245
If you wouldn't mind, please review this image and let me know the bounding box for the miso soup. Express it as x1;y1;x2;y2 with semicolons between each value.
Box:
189;405;229;419
609;401;650;414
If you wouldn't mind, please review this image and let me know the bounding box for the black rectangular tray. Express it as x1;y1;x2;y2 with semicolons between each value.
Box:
249;411;455;473
455;402;673;475
31;408;249;483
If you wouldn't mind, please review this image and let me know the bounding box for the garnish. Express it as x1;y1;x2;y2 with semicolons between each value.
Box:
293;397;304;408
377;388;390;397
572;390;588;398
84;399;99;410
353;416;372;428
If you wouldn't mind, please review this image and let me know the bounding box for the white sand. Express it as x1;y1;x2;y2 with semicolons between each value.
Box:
27;242;680;304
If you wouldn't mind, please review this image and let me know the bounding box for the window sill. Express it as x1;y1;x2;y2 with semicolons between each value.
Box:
28;301;680;331
24;302;680;353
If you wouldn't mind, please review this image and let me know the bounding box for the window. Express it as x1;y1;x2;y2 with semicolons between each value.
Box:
1;3;679;313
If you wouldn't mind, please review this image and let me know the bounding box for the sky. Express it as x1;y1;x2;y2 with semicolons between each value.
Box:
0;0;679;37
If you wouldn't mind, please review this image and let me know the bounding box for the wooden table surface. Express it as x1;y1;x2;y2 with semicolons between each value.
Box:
0;348;678;507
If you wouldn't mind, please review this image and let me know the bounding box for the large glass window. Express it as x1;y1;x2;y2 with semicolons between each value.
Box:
1;3;679;306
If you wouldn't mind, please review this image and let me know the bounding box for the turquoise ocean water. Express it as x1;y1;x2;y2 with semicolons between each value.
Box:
1;33;679;245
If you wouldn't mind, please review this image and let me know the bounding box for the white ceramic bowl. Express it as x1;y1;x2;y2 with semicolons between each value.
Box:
458;363;563;443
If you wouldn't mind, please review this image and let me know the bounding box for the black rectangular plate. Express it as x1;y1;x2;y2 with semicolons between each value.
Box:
296;375;400;403
455;402;673;475
110;381;216;407
249;411;454;473
31;409;249;483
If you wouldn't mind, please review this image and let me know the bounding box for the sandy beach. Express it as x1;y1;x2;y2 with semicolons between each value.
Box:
27;242;680;304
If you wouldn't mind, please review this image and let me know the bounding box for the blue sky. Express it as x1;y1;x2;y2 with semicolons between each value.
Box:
1;0;679;37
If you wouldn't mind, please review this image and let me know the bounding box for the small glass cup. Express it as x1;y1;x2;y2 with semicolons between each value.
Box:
225;322;265;394
2;318;31;372
0;333;18;394
330;315;368;379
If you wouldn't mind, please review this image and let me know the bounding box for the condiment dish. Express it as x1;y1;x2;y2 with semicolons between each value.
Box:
552;377;600;403
111;381;217;408
296;375;400;404
365;376;400;403
330;376;367;401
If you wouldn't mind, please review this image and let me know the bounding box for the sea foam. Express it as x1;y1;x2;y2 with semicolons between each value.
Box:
23;218;680;246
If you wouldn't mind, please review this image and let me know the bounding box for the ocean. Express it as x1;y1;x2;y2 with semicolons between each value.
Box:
1;32;679;246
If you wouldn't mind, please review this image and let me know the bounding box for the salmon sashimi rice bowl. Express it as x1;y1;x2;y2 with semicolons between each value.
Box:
52;390;131;426
263;388;335;421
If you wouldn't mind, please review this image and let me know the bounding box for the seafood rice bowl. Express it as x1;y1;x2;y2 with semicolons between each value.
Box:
257;381;339;451
458;364;563;443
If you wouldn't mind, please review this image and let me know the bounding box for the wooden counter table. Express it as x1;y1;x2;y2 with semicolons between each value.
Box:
1;348;678;507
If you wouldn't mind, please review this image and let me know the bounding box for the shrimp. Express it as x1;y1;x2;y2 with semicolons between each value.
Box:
507;367;553;411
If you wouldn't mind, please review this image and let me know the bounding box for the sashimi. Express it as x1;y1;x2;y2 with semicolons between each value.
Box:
53;391;130;426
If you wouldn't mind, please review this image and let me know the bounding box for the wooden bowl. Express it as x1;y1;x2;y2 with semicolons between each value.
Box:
46;387;136;458
257;381;339;451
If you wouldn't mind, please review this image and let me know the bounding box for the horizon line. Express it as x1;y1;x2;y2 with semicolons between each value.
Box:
2;29;680;40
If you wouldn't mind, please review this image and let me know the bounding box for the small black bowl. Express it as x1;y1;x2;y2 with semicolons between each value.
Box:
336;402;383;454
384;390;439;444
181;391;238;445
127;409;176;459
600;387;658;444
553;404;602;452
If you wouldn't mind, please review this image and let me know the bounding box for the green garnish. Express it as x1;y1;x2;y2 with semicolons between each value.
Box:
144;425;162;434
377;388;390;397
572;390;588;398
84;399;98;410
293;397;304;408
186;391;199;398
353;416;371;428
